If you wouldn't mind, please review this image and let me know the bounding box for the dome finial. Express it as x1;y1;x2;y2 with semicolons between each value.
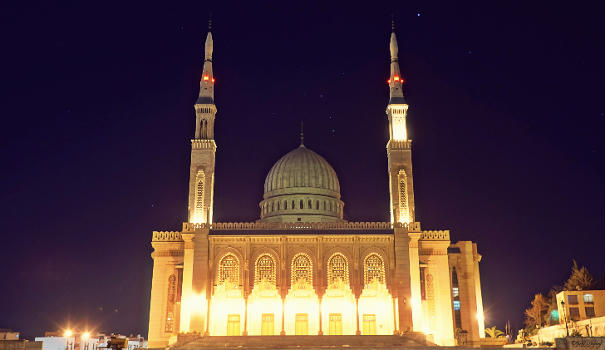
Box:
300;120;305;146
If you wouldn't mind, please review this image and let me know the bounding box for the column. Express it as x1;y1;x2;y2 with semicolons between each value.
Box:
180;233;195;333
408;231;422;331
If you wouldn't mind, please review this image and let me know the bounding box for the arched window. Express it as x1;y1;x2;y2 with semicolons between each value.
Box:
398;170;409;223
218;254;240;285
329;202;333;211
323;201;326;210
284;200;288;210
165;274;177;332
364;253;385;285
291;253;312;285
292;200;295;209
278;201;281;210
315;201;319;210
327;253;349;285
308;199;312;209
194;170;205;221
271;202;274;212
300;200;303;209
255;254;276;285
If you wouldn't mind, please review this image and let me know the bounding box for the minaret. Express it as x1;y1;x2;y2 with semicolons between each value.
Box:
188;22;217;224
386;21;415;224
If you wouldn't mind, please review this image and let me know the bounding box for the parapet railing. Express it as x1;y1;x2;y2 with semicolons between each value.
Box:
419;230;450;240
181;221;409;232
152;231;182;242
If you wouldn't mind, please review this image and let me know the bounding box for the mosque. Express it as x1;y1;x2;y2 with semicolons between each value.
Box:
147;24;486;348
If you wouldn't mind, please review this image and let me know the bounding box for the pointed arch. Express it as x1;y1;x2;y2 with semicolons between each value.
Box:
363;253;385;285
327;253;349;285
218;253;240;285
397;169;409;223
194;170;205;221
255;254;277;285
165;274;177;333
291;253;313;285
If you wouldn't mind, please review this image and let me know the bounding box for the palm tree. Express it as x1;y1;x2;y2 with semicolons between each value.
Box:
485;326;505;338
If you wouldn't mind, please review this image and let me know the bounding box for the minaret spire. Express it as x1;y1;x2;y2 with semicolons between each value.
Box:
300;121;305;146
194;22;216;140
388;18;405;105
385;17;414;225
188;18;218;226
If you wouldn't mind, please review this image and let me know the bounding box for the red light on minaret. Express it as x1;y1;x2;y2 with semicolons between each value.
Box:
394;75;400;82
203;75;209;81
387;79;391;84
212;78;215;83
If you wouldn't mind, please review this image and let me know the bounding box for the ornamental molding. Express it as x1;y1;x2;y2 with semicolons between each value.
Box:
152;231;183;242
185;221;403;232
387;140;412;150
191;139;216;150
419;230;450;241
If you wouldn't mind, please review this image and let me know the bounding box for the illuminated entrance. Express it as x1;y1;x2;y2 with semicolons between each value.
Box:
328;313;343;335
362;314;377;335
295;313;309;335
261;314;274;335
227;314;240;336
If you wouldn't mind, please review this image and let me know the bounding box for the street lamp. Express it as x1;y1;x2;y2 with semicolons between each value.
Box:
82;332;90;350
561;300;569;337
63;330;73;350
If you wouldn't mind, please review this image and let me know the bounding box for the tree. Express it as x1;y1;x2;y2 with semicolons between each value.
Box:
564;260;594;291
485;326;505;338
525;293;549;328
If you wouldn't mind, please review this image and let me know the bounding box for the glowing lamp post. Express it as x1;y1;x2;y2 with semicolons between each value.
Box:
561;300;569;337
81;332;90;350
63;330;73;350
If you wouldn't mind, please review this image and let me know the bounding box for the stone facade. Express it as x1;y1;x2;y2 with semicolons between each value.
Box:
147;26;486;348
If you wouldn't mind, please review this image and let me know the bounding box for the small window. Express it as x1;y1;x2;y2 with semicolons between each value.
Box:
586;307;596;318
452;287;459;298
300;200;303;209
453;300;461;311
584;294;594;303
568;295;579;305
315;201;319;210
292;200;295;209
323;201;326;210
308;200;312;209
569;307;580;320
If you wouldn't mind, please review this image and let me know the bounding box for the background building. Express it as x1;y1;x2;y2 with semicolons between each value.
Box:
147;24;486;348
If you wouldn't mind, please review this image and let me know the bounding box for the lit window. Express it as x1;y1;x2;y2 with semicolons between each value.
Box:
397;170;409;223
568;295;579;305
453;300;461;311
364;253;385;285
194;170;205;221
218;254;239;285
584;294;594;303
291;253;312;285
255;254;276;285
452;287;459;297
327;253;349;285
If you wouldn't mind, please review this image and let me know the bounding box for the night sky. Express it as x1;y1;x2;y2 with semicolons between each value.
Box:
2;0;603;340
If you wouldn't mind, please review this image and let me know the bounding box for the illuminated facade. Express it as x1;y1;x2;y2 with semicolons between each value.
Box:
147;25;485;348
